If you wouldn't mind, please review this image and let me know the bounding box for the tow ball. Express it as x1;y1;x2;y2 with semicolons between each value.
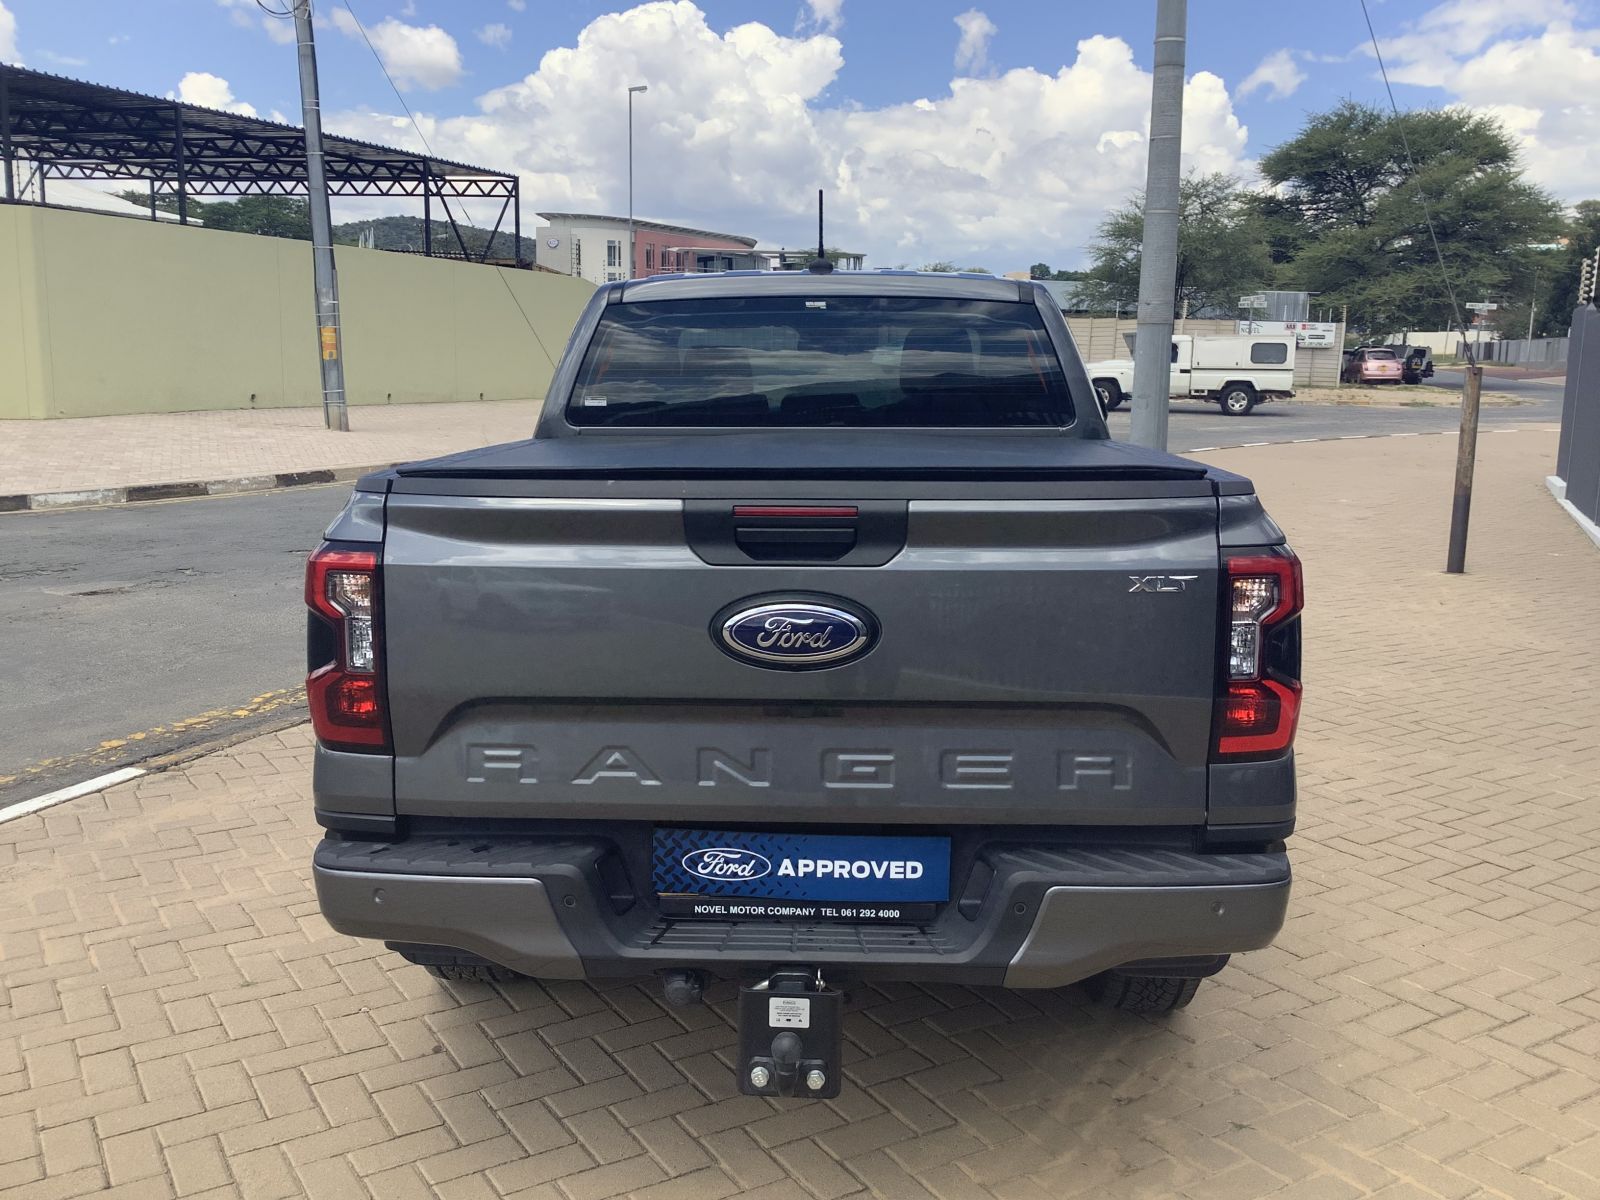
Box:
737;969;843;1099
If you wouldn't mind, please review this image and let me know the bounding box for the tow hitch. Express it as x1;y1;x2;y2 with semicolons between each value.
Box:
737;970;843;1098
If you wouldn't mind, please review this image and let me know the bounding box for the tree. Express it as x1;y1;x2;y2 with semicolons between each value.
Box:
921;261;957;272
1079;171;1272;317
1538;201;1600;333
110;194;541;262
1259;102;1562;338
113;192;312;239
1028;262;1085;280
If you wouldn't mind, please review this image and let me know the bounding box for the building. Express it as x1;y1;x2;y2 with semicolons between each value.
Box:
536;212;762;283
764;247;868;272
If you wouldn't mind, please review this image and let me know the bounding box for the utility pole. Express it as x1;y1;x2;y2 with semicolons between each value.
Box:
1129;0;1186;450
627;84;647;280
293;1;348;431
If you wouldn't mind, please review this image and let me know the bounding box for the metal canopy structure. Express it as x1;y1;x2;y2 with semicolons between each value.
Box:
0;64;524;265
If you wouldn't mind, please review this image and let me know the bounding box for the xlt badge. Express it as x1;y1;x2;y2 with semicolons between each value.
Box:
1127;575;1198;593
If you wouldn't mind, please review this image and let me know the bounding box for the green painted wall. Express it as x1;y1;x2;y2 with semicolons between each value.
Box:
0;205;595;419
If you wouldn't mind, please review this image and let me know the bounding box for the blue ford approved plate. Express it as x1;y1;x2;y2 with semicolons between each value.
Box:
653;828;951;921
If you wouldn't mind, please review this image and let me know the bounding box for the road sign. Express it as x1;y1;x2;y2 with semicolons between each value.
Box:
1239;293;1268;308
1465;301;1499;311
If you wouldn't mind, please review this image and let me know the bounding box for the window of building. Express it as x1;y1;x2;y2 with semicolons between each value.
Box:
607;239;622;268
645;245;654;271
573;238;582;273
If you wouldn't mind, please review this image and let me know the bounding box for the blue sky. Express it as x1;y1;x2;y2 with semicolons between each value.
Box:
4;1;1598;267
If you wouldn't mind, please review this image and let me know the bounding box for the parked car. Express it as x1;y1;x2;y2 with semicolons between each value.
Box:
1341;346;1404;385
1088;333;1297;416
1400;346;1435;384
307;271;1302;1099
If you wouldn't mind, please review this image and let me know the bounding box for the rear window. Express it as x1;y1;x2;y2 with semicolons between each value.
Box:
1250;341;1289;364
566;296;1073;427
1364;349;1397;361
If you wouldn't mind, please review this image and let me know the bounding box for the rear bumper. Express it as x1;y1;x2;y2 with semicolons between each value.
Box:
314;836;1289;988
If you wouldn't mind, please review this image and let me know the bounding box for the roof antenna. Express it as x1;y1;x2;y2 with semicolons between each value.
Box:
807;189;833;274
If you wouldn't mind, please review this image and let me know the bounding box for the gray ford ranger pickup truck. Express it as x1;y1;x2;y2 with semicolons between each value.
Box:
308;270;1301;1098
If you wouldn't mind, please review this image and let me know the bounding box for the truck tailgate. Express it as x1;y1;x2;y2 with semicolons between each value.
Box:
382;477;1222;826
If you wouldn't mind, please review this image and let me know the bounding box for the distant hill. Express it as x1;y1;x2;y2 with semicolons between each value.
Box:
334;215;541;264
110;192;541;264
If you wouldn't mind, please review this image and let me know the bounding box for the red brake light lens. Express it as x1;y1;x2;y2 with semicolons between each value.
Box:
1215;549;1303;759
306;546;388;752
1216;679;1302;756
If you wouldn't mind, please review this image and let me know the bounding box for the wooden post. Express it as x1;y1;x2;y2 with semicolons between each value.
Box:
1445;364;1482;574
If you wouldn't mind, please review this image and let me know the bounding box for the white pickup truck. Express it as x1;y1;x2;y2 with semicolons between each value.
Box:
1088;333;1297;417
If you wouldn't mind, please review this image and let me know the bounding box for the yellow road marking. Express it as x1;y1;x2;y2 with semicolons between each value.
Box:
0;687;306;787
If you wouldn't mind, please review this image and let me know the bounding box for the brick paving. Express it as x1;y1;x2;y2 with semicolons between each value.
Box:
3;428;1598;1199
0;401;541;497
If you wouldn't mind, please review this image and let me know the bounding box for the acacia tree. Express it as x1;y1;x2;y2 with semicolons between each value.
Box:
1536;200;1600;333
1258;101;1561;338
1080;172;1272;317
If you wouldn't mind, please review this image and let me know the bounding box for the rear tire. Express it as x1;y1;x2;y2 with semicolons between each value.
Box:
1085;971;1202;1014
424;962;526;983
391;944;529;983
1094;380;1125;411
1220;384;1257;416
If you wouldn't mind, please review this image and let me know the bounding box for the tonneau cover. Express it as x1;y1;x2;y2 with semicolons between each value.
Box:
387;430;1213;483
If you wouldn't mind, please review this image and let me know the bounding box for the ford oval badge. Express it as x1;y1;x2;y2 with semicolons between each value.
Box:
682;847;772;882
714;596;877;671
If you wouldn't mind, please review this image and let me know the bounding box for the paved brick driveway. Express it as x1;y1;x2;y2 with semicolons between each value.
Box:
4;430;1598;1200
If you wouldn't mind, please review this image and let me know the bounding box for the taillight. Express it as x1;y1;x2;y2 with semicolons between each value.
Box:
1214;549;1302;758
305;545;388;752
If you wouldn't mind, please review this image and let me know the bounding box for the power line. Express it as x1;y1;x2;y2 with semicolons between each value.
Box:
1357;0;1473;365
336;0;556;368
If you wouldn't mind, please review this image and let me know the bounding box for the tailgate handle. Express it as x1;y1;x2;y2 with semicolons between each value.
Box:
734;525;857;562
684;500;909;567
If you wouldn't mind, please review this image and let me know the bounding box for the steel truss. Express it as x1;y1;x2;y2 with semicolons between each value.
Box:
1;65;523;266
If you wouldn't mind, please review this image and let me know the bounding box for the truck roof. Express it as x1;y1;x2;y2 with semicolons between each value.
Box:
614;270;1032;304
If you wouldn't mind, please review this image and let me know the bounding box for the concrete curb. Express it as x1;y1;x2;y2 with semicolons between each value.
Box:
0;463;399;513
1546;475;1600;551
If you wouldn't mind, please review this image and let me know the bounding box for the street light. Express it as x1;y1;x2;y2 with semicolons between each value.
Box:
627;84;648;280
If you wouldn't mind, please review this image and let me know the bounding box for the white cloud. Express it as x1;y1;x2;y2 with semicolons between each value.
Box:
1237;49;1305;100
328;10;463;91
215;0;294;45
798;0;843;34
508;0;527;9
1377;1;1600;201
477;22;513;49
1;1;20;64
172;71;258;117
38;49;88;69
953;9;996;76
325;3;1250;268
108;34;131;46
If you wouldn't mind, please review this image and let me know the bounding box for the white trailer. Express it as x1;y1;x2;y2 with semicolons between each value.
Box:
1086;333;1297;417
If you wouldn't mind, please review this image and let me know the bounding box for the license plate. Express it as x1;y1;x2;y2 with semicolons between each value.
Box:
653;828;950;919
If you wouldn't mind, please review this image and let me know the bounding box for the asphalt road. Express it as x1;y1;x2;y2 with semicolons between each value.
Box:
1427;368;1568;400
0;393;1567;804
0;486;346;802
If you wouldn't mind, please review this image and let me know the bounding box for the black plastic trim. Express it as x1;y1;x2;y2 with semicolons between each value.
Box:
315;810;400;838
